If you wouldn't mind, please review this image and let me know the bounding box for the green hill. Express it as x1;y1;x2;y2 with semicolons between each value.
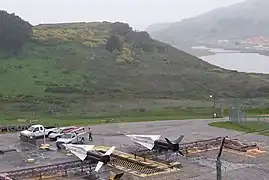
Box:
1;22;219;98
1;11;269;120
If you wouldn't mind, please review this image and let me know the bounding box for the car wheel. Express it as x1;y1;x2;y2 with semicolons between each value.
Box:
47;131;52;136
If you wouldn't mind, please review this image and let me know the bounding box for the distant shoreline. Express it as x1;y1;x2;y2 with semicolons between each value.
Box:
174;46;216;57
187;44;269;57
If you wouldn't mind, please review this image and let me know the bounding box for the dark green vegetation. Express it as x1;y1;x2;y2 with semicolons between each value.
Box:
246;108;269;117
148;0;269;46
0;10;32;54
1;10;269;124
209;121;269;136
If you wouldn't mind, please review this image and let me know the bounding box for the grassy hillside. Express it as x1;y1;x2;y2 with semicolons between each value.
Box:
1;22;215;97
1;21;269;120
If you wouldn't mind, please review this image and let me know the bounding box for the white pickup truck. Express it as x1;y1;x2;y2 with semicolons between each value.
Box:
19;124;58;139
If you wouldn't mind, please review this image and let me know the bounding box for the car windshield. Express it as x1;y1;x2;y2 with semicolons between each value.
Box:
61;133;73;139
59;129;65;134
53;129;61;133
28;126;35;132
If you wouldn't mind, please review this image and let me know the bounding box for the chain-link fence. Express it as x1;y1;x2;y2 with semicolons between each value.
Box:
228;103;269;127
257;114;269;123
229;105;247;124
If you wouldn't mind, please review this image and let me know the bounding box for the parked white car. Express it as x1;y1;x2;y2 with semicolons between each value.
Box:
56;130;86;149
19;124;58;139
48;126;77;141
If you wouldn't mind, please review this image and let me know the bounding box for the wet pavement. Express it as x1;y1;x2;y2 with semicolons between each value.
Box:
0;119;268;179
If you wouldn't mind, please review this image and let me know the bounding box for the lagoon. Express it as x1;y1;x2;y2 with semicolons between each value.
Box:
193;46;269;74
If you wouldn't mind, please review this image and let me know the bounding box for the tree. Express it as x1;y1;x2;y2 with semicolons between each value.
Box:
0;10;33;54
105;35;122;52
110;22;132;37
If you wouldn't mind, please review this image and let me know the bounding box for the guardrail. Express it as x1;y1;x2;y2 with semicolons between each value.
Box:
0;173;12;180
0;124;32;133
133;137;258;158
1;160;95;180
0;124;60;133
257;114;269;121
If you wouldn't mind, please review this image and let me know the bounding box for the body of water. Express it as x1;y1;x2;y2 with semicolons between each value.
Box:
193;46;269;74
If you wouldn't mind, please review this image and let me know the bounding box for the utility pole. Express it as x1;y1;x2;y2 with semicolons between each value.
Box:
213;95;216;109
216;137;225;180
220;104;224;118
43;128;46;145
210;94;217;118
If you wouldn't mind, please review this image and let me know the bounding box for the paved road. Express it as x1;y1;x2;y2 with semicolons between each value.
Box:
0;118;269;180
89;119;269;180
90;118;269;145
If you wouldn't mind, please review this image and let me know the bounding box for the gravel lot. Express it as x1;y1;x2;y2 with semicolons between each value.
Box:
0;119;268;179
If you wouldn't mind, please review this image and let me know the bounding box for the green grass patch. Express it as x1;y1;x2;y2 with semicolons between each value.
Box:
247;108;269;117
209;121;269;135
0;108;215;126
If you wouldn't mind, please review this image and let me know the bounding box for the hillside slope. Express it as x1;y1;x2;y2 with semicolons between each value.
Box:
148;0;269;45
1;21;269;117
146;23;172;33
1;22;217;98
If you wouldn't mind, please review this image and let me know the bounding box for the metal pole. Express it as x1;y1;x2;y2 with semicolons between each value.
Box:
210;94;216;118
216;137;225;180
216;158;221;180
214;95;216;109
43;128;46;145
220;104;223;118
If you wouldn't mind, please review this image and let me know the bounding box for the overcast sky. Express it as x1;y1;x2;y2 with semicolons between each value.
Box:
1;0;245;30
